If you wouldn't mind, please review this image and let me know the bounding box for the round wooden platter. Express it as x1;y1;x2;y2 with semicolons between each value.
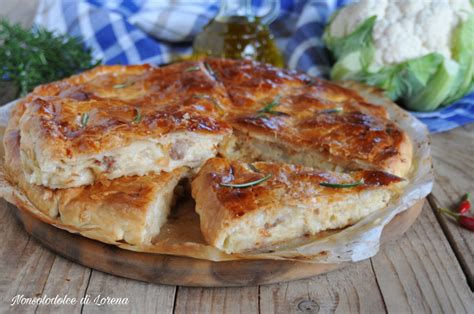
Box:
11;199;424;287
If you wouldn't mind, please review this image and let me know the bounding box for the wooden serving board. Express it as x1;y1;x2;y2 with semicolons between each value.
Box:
10;199;424;287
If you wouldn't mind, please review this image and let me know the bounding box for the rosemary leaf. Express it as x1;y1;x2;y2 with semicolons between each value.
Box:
132;107;141;124
80;112;89;128
319;107;343;114
247;163;260;173
257;95;284;116
220;174;272;188
305;78;316;86
113;82;133;89
319;179;364;188
203;62;217;79
192;94;210;100
184;65;201;72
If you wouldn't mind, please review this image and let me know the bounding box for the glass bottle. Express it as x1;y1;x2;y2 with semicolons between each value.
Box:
192;0;284;67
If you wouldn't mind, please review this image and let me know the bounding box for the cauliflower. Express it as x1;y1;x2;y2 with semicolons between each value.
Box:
323;0;474;111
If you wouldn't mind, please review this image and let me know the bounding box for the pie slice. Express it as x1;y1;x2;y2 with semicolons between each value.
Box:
207;59;413;177
4;105;189;245
18;62;232;189
192;158;404;254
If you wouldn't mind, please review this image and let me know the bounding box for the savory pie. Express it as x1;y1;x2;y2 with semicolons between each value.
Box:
192;158;403;254
2;58;414;253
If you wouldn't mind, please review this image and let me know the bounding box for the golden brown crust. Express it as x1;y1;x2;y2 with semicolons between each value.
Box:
18;58;411;188
16;58;412;190
194;157;402;218
205;58;412;177
20;61;232;156
5;106;189;245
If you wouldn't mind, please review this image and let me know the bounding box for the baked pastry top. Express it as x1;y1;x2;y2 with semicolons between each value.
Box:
192;157;403;253
18;58;411;190
207;59;412;177
22;63;233;147
18;63;232;188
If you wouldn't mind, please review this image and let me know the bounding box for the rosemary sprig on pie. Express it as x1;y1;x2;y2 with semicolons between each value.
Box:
219;174;272;188
113;82;134;89
80;112;89;128
257;95;287;116
320;107;343;114
203;62;217;79
247;163;260;173
184;65;201;72
319;179;365;188
132;108;142;124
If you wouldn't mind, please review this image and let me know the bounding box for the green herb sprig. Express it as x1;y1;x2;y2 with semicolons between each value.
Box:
184;65;200;72
203;62;217;80
132;107;141;124
0;19;99;97
320;108;343;114
247;163;259;173
220;174;272;188
80;112;89;128
113;82;134;89
257;95;287;116
305;78;316;86
319;179;365;188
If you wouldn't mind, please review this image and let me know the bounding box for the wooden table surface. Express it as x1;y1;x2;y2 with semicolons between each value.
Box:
1;2;473;313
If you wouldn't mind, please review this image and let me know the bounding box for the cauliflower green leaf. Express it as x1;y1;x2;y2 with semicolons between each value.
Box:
403;59;460;111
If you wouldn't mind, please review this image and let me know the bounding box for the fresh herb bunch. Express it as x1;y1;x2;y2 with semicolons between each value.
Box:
0;19;99;97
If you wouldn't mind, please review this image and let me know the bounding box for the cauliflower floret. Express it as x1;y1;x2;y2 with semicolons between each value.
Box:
328;0;473;67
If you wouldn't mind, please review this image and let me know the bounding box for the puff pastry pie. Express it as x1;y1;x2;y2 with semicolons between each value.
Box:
3;58;413;252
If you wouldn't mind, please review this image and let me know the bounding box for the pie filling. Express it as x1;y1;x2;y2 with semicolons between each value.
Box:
20;132;224;189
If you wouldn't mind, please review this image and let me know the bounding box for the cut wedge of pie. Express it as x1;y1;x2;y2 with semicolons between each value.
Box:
4;103;189;245
192;158;404;253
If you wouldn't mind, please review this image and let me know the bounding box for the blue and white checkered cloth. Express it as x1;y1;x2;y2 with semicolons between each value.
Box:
34;0;474;133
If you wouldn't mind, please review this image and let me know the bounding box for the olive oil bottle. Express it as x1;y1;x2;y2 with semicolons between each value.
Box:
192;0;284;67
